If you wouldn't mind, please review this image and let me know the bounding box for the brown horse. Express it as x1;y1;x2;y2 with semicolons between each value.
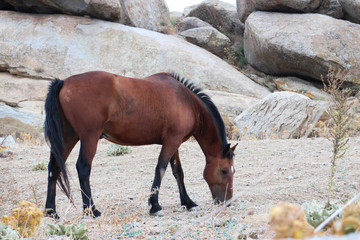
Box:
44;71;237;218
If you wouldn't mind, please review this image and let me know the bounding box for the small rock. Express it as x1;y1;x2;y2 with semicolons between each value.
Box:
46;235;71;240
247;208;255;215
238;233;247;239
349;182;359;189
0;135;17;147
248;231;258;239
0;150;14;158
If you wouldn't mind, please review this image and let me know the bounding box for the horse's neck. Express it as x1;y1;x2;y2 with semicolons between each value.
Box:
194;109;223;160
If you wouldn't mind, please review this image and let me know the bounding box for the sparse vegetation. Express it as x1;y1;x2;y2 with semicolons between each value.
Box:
265;67;360;239
2;82;360;239
224;43;247;69
0;117;43;144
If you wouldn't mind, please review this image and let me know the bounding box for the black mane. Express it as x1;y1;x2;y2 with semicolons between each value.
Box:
170;73;228;149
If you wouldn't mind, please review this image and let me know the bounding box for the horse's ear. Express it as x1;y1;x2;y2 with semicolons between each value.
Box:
231;143;238;152
222;143;231;157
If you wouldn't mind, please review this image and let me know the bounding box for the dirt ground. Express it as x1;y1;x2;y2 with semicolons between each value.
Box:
1;137;359;239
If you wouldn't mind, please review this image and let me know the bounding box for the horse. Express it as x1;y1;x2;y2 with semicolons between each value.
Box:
44;71;237;218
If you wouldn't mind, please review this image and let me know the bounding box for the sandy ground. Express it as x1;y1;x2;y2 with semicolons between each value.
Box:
0;137;359;239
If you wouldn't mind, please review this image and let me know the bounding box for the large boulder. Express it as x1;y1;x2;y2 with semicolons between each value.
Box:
244;12;360;84
237;0;343;23
119;0;171;31
0;11;270;99
1;0;171;31
179;26;230;57
0;73;48;127
177;17;212;32
184;0;243;34
339;0;360;23
1;0;123;22
234;92;327;139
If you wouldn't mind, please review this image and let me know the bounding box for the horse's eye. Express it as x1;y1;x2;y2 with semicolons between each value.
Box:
221;169;228;175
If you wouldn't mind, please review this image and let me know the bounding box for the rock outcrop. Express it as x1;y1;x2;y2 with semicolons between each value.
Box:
236;0;343;23
234;92;327;139
0;11;270;97
244;12;360;84
1;0;171;31
1;0;123;21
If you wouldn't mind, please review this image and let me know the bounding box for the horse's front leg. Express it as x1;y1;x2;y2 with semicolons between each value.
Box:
148;142;180;216
170;151;198;210
76;140;101;217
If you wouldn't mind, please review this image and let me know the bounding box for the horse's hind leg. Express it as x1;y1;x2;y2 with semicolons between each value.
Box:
170;151;198;210
76;138;101;217
45;135;78;218
45;153;61;218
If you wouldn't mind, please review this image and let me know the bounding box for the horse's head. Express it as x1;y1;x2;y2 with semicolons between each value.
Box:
203;143;238;204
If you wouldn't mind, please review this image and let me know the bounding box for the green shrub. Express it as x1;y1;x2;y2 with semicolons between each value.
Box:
32;161;47;171
107;143;131;156
303;200;340;228
224;44;248;69
47;223;88;240
0;223;20;240
234;44;247;68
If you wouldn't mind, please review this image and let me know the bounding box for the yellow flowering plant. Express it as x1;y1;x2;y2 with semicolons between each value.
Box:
1;201;43;237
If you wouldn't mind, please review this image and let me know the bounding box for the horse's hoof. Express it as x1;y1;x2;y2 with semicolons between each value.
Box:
92;209;101;218
84;208;101;218
150;210;164;217
188;206;201;212
44;209;59;219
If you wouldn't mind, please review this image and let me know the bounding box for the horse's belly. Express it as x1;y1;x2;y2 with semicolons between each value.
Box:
102;122;163;146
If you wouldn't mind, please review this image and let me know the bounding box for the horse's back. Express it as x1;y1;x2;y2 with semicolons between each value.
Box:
58;71;199;145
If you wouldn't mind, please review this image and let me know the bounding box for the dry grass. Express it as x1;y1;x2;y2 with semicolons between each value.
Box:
1;134;360;239
322;67;354;207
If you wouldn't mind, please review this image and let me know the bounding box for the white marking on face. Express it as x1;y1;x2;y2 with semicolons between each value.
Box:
50;171;52;177
231;166;234;174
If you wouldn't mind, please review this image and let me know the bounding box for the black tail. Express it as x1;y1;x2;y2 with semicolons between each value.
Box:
44;79;71;200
